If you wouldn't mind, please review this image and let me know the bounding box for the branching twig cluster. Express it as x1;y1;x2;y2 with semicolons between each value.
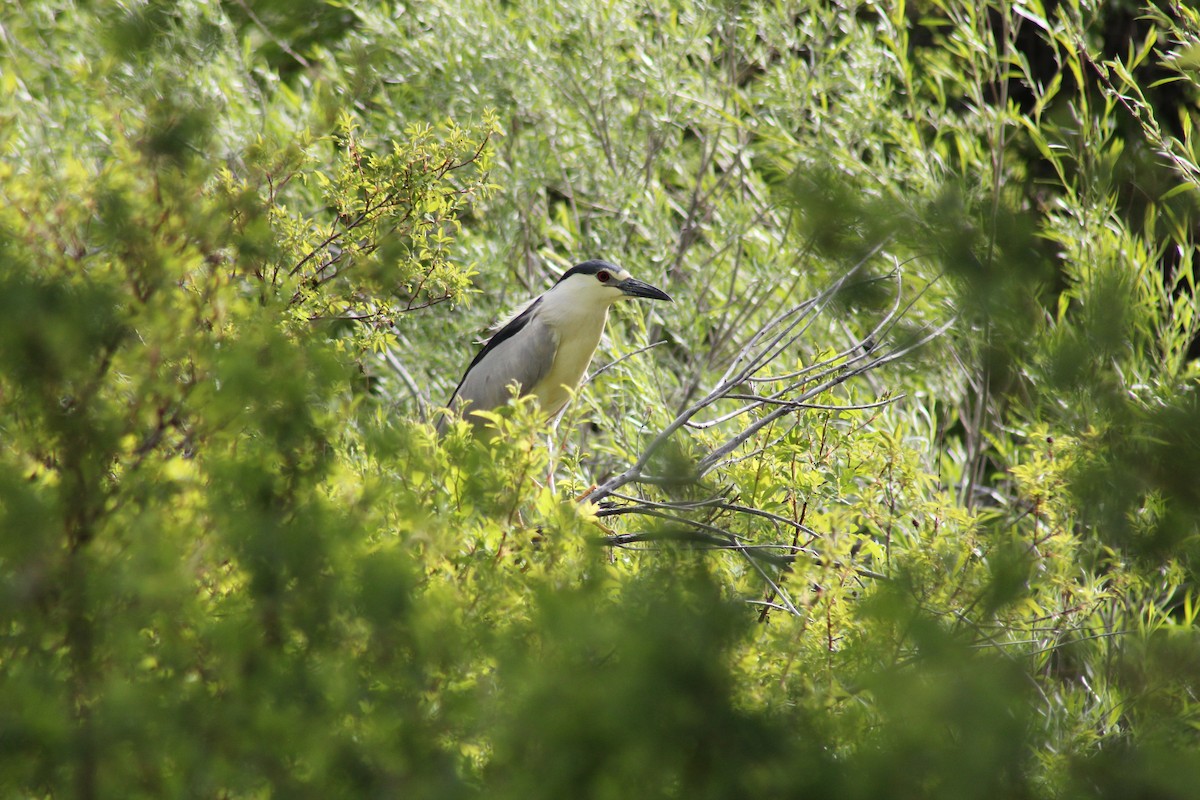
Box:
584;248;951;617
289;130;494;317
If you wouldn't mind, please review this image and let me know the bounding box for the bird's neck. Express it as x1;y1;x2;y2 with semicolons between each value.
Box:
542;301;610;396
541;297;611;335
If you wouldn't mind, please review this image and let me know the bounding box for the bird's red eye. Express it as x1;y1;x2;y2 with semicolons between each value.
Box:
597;270;611;283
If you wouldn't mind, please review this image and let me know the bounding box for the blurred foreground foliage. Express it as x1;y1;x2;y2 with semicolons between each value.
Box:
2;0;1200;797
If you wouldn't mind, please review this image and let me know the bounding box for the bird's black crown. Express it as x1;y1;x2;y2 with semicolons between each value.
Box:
556;260;621;283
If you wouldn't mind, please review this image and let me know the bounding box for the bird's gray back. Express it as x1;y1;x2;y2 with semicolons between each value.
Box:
448;312;559;420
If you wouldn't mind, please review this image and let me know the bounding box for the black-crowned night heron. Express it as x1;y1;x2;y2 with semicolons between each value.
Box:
438;260;671;432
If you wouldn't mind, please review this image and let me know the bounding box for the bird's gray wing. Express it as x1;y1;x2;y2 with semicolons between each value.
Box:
445;299;558;419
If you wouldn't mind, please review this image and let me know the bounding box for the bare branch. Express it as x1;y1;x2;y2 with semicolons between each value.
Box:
583;340;669;386
584;246;943;611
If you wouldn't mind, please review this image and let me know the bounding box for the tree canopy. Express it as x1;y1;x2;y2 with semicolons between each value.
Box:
2;0;1200;798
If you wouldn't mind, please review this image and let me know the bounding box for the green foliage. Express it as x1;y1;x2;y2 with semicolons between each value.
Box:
3;0;1200;798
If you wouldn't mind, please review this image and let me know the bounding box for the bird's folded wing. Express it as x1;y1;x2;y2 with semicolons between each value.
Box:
449;309;559;416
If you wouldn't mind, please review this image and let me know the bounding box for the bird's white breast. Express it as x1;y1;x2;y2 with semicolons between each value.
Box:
532;305;609;415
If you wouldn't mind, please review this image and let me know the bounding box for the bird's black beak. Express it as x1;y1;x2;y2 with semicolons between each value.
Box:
618;276;672;302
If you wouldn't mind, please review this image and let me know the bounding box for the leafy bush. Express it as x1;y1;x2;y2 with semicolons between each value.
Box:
2;0;1199;797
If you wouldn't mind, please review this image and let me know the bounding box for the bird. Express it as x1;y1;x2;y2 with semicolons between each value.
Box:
437;260;672;432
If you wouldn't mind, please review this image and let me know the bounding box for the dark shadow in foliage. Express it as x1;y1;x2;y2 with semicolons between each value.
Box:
482;562;831;800
981;534;1037;618
781;162;901;310
219;0;359;78
480;557;1063;800
0;275;128;400
1065;625;1200;799
0;274;129;534
851;579;1039;800
1068;391;1200;572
